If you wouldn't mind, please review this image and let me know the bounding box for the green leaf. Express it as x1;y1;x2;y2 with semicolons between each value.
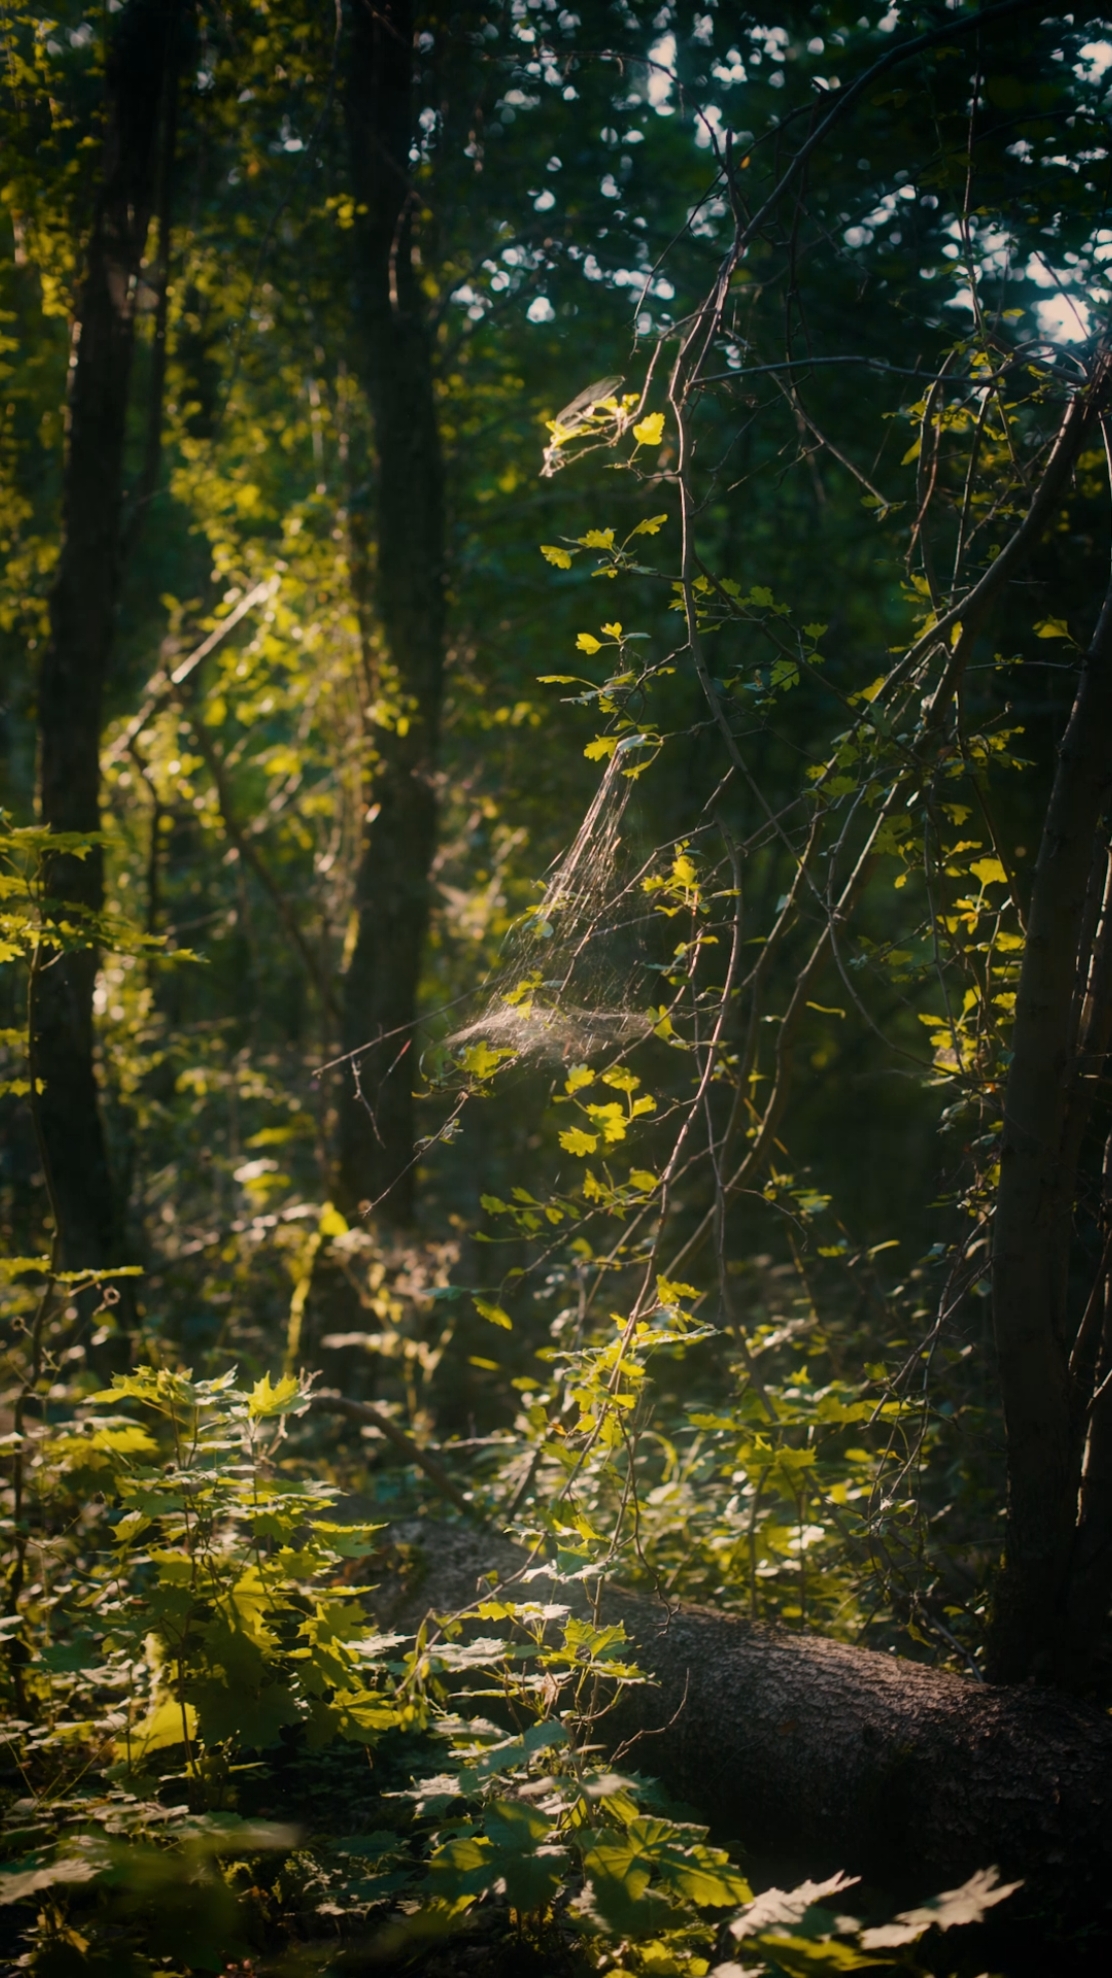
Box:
651;1840;751;1908
499;1843;570;1913
859;1866;1023;1948
579;1838;670;1936
425;1832;496;1902
0;1844;110;1905
747;1933;886;1972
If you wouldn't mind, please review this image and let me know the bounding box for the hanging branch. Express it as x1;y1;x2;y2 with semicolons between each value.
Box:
179;701;339;1023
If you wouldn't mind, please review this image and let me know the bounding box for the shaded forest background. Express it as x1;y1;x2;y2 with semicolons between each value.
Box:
3;2;1112;1972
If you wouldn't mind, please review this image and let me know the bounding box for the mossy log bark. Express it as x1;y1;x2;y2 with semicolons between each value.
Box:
373;1522;1112;1925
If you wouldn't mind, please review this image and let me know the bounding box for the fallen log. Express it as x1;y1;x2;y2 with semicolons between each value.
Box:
370;1521;1112;1928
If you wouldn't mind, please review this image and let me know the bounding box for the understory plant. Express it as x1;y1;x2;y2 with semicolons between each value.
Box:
0;1362;1019;1974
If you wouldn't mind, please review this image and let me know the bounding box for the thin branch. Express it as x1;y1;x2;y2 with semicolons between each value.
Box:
310;1390;478;1518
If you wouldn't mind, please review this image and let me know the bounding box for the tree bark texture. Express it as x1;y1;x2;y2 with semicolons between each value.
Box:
989;549;1112;1686
341;0;446;1223
34;0;181;1271
374;1522;1112;1927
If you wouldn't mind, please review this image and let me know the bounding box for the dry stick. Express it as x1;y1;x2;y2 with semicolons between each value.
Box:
180;702;338;1022
705;836;778;1420
921;371;1106;724
699;347;1059;389
548;895;746;1506
564;843;762;1476
658;85;1095;1238
309;1391;476;1519
771;372;891;511
968;765;1028;937
659;0;1044;426
664;380;1105;1284
669;322;902;1202
708;0;1044;321
1059;852;1112;1393
516;3;1065;1552
909;363;952;612
104;579;275;769
950;382;996;594
671;28;1096;746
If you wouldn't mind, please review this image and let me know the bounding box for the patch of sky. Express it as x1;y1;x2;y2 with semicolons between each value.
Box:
647;33;676;113
1077;40;1112;82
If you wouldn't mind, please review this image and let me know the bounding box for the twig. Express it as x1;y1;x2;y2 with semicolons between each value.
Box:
104;580;275;768
310;1390;479;1519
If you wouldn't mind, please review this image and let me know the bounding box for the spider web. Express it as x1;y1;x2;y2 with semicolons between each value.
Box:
446;754;655;1068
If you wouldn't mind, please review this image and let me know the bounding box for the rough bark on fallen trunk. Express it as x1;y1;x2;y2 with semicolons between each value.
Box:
371;1522;1112;1923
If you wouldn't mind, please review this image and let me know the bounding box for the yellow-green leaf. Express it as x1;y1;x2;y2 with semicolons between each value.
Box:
585;1101;627;1144
124;1696;198;1759
541;544;573;568
248;1371;304;1420
576;632;603;654
632;412;664;447
565;1064;595;1093
601;1066;641;1093
631;512;668;535
560;1127;599;1156
1034;618;1071;640
969;857;1007;886
461;1041;515;1079
855;674;887;704
657;1276;700;1306
579;528;615;549
473;1297;513;1330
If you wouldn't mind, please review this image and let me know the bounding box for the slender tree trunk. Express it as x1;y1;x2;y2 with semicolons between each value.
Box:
33;0;181;1275
988;559;1112;1685
341;0;445;1223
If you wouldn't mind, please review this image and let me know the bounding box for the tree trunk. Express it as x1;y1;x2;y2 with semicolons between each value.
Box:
341;0;445;1223
374;1521;1112;1926
34;0;181;1273
988;562;1112;1686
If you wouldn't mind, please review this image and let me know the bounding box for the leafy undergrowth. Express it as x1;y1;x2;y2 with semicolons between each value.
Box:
0;1367;1023;1975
